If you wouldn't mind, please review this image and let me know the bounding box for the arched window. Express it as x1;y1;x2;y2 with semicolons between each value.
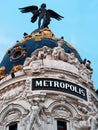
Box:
0;104;29;130
7;122;18;130
57;120;67;130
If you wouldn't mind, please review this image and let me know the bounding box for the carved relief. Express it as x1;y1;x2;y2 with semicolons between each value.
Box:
89;114;98;130
87;94;98;113
23;46;71;66
0;83;25;105
78;63;92;79
23;57;33;66
67;53;79;65
52;45;68;62
30;61;41;73
22;45;93;87
72;110;98;130
25;78;32;90
4;110;21;123
74;121;91;130
0;103;29;127
77;105;88;114
52;106;72;119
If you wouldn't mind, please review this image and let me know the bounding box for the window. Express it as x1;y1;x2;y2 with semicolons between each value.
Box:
57;120;67;130
9;123;17;130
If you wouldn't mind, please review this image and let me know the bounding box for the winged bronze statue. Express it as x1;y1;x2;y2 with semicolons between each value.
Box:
19;3;64;29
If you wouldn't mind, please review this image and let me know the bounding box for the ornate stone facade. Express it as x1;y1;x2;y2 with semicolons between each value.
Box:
0;29;98;130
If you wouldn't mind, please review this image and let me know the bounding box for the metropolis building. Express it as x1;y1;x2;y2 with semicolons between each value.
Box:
0;3;98;130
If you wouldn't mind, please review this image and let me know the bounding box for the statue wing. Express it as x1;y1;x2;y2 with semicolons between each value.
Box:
19;5;38;13
47;9;64;20
19;5;39;23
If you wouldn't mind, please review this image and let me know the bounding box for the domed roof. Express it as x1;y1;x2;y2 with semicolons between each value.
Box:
0;28;82;75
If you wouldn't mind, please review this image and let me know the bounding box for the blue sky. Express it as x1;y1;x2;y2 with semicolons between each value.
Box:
0;0;98;89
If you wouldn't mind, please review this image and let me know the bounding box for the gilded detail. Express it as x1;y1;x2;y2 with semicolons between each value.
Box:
11;65;22;73
23;28;59;42
9;46;27;62
0;66;5;80
6;28;78;55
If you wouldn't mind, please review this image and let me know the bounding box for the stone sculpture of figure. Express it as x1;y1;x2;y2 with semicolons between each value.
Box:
88;115;98;130
74;115;98;130
52;39;68;61
78;59;93;79
19;3;63;29
45;48;52;60
52;46;63;60
27;101;43;130
68;52;79;65
37;46;48;59
73;116;91;130
82;59;93;71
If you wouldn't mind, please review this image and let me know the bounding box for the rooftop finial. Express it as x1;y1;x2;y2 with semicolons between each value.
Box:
19;3;64;29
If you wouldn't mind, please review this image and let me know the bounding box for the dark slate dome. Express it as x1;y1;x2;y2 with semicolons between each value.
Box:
0;28;82;75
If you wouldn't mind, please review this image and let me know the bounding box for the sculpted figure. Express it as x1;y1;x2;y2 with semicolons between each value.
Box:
44;48;52;60
82;59;93;71
19;3;63;29
88;115;98;130
78;61;93;79
78;105;88;114
68;52;79;65
58;39;69;62
37;46;48;59
73;116;91;130
28;101;43;130
52;46;61;60
23;57;32;66
52;40;68;61
74;114;98;130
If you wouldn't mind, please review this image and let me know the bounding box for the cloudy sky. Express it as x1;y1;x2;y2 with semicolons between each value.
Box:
0;0;98;89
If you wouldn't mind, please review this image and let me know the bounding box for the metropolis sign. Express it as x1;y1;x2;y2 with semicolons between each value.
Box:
32;78;87;100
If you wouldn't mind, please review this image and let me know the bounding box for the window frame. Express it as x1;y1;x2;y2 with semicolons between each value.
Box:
57;120;67;130
6;122;19;130
55;119;71;130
